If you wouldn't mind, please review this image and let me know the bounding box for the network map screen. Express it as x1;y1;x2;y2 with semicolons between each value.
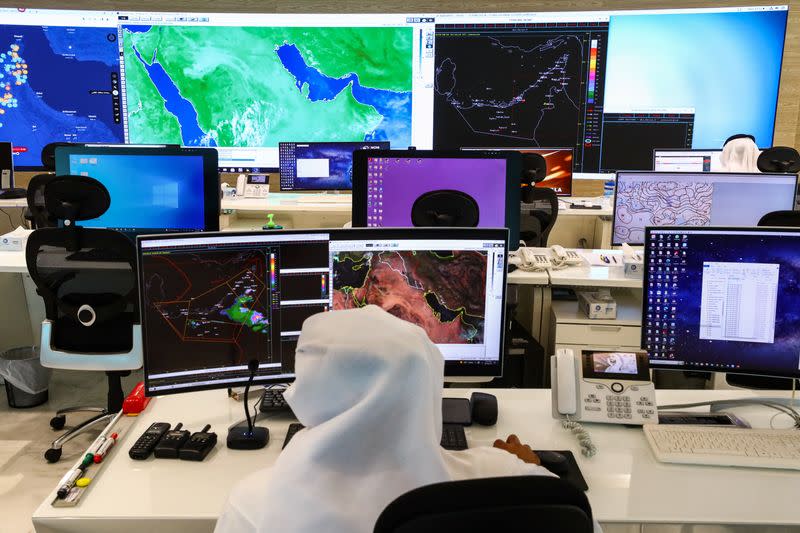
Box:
0;6;788;174
279;141;389;191
612;171;797;246
137;228;508;395
643;227;800;379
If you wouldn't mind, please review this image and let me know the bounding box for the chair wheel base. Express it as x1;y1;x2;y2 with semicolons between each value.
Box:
44;447;62;463
50;415;66;430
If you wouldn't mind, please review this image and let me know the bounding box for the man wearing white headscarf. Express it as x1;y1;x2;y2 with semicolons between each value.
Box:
215;305;588;533
719;134;761;173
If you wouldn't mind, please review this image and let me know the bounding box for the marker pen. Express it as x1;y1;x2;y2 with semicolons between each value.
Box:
57;466;85;499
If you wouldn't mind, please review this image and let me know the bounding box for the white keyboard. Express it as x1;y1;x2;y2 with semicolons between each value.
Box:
644;425;800;470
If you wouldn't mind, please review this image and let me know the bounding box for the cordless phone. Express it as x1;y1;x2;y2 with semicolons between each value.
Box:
129;422;171;460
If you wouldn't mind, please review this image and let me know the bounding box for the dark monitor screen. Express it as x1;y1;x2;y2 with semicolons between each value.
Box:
643;227;800;379
279;141;389;191
463;147;573;196
137;228;509;395
612;171;797;246
54;145;219;234
352;150;521;248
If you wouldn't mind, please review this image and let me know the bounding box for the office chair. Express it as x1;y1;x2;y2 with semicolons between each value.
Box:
757;146;800;173
23;174;59;229
374;476;593;533
25;175;142;462
520;186;559;247
724;211;800;391
411;190;480;227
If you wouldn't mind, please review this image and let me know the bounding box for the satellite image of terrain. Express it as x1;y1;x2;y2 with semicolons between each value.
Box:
332;250;487;344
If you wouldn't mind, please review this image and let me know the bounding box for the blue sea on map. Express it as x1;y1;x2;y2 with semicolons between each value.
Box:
0;25;123;167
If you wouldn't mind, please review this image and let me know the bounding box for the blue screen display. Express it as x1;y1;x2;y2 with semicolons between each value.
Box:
605;9;787;149
0;24;124;168
68;154;206;231
645;229;800;378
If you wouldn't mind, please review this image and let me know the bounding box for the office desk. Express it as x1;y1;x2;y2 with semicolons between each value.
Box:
549;196;613;249
221;194;351;230
0;197;28;209
32;388;800;533
0;249;28;273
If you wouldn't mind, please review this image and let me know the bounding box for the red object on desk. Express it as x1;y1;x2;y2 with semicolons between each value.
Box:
122;382;151;415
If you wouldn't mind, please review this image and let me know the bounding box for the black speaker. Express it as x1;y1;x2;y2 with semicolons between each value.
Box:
411;190;479;227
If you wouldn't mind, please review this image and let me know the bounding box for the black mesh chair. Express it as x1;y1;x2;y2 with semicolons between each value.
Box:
374;476;593;533
24;173;59;229
520;187;559;247
25;175;142;462
724;211;800;391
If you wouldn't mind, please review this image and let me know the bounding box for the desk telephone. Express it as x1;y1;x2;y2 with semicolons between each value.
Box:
512;245;583;270
551;349;658;425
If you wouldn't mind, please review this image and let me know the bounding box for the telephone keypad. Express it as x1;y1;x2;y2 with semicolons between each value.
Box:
606;395;633;419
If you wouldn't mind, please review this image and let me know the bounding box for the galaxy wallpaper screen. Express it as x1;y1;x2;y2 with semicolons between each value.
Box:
644;229;800;378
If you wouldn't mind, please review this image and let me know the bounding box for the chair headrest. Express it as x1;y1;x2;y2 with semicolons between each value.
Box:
521;153;548;184
45;175;110;222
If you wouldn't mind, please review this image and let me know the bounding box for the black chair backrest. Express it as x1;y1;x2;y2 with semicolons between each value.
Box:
374;476;593;533
25;175;138;353
520;186;559;247
757;210;800;228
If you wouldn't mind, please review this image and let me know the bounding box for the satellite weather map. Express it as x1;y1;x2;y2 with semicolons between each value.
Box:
433;31;584;148
142;249;273;369
0;24;123;167
121;25;413;148
332;250;487;344
614;180;713;244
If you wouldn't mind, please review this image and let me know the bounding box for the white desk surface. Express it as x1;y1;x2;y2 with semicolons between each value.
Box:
0;197;27;208
222;194;352;213
32;388;800;533
557;196;612;217
549;261;642;288
0;249;27;273
507;268;549;285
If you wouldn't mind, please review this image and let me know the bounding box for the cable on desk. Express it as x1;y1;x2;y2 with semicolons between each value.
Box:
657;399;800;429
0;208;14;228
562;415;597;457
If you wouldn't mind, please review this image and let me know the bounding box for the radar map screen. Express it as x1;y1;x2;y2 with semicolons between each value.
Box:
0;23;124;168
121;25;413;156
332;249;487;344
433;21;608;172
141;248;274;375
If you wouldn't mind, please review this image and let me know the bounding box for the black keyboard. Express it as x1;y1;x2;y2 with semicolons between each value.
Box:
282;422;305;449
440;424;468;450
259;388;291;413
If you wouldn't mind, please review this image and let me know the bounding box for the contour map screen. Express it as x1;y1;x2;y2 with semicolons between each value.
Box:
138;230;507;394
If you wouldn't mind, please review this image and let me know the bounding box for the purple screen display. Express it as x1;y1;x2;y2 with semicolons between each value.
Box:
366;157;507;226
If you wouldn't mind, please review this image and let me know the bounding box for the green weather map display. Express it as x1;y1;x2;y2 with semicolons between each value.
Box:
121;25;413;149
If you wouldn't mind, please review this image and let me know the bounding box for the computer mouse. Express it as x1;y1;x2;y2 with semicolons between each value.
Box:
537;450;569;475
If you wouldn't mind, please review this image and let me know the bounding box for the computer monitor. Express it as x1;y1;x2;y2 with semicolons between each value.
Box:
612;171;797;246
351;150;521;248
136;227;509;395
653;149;725;173
463;147;573;196
0;8;125;169
643;226;800;379
54;145;220;234
279;141;389;191
433;6;787;175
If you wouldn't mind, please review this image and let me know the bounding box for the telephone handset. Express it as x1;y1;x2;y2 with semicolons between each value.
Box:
550;245;583;266
551;348;658;425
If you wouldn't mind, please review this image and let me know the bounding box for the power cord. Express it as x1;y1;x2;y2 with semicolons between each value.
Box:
562;415;597;457
657;399;800;429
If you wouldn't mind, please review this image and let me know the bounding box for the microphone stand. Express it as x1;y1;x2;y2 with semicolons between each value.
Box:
227;359;269;450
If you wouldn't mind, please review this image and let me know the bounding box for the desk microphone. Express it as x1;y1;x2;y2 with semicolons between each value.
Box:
227;359;269;450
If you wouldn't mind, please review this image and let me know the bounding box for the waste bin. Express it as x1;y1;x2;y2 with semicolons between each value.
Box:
0;346;50;408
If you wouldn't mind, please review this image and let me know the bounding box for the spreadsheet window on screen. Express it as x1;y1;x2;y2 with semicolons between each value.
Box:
0;6;788;175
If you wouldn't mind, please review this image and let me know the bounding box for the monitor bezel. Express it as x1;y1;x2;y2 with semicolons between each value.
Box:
642;225;800;380
611;170;798;246
351;149;522;249
278;141;390;192
136;226;509;396
54;145;220;235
